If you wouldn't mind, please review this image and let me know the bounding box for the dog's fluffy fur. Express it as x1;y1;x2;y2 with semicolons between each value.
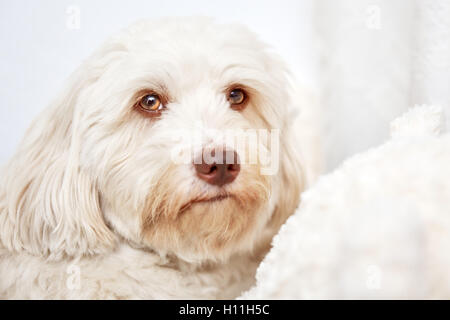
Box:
0;18;307;299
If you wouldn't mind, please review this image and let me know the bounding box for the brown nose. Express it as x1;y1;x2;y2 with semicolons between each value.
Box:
194;148;240;186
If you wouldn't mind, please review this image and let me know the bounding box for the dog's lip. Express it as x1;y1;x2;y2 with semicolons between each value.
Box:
179;194;233;214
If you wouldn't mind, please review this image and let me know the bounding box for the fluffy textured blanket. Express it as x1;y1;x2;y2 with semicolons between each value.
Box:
241;106;450;299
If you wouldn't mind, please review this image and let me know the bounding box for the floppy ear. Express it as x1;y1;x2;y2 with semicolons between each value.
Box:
0;47;124;260
266;127;304;232
265;84;321;236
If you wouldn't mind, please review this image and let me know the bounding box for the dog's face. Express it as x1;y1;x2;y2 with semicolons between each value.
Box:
1;18;303;262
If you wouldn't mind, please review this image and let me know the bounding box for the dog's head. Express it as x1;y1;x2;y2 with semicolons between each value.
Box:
0;18;304;262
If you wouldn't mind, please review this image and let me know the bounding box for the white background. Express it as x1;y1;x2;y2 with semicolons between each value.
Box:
0;0;318;165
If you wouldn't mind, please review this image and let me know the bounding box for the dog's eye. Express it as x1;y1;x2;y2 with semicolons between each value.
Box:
228;89;247;109
140;94;164;112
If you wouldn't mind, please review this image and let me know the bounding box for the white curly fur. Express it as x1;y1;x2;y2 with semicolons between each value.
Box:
241;106;450;299
0;17;317;299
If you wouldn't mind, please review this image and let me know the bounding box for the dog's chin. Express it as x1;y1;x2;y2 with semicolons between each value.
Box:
138;164;272;262
142;190;270;263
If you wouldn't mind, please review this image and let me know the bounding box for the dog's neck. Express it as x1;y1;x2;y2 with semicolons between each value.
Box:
120;233;271;274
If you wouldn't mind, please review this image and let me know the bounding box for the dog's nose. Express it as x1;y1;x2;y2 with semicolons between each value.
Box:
194;148;240;186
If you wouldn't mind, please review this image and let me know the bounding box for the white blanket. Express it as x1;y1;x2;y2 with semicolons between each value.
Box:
241;106;450;299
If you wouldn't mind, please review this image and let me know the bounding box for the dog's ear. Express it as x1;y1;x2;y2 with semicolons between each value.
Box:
0;47;125;259
266;129;304;233
263;84;318;237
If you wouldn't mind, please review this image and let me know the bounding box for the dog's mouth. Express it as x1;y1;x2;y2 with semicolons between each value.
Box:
179;194;233;214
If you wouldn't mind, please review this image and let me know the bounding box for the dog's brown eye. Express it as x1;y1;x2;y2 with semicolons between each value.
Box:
228;89;246;108
140;94;164;112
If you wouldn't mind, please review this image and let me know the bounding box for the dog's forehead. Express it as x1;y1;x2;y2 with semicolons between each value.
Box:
122;18;266;51
110;20;275;94
120;19;269;73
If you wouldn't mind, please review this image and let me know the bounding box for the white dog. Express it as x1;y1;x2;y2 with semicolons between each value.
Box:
0;17;310;299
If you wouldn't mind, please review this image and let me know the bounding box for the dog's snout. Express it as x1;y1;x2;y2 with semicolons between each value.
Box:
194;148;240;187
